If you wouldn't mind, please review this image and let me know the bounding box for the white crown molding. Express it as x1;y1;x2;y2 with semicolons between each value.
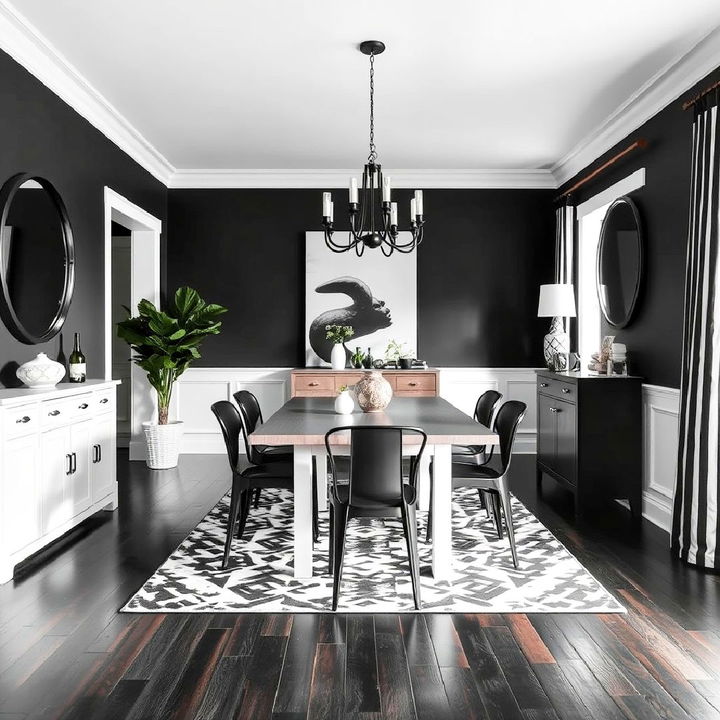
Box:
553;24;720;186
168;168;557;189
0;0;175;185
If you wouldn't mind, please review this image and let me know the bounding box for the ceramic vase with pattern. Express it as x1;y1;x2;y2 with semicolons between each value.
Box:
16;352;66;388
354;371;393;413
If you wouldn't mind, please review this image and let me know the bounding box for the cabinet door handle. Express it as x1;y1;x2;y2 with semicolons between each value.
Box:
540;382;549;388
97;444;102;463
15;415;31;424
408;382;417;386
48;410;61;417
92;445;97;463
99;398;109;404
549;407;558;413
78;403;89;409
308;382;319;387
71;452;77;474
561;388;570;394
66;453;73;475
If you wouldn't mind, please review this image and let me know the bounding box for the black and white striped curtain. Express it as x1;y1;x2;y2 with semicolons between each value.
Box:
672;92;720;569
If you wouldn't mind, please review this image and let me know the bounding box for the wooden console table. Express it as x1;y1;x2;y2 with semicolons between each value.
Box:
290;368;439;398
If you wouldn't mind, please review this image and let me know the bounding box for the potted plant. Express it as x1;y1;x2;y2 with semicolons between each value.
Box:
117;287;227;469
325;324;354;370
334;384;355;415
384;339;414;369
350;346;365;369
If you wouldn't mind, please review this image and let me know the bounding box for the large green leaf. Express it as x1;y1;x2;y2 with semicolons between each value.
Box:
173;287;203;321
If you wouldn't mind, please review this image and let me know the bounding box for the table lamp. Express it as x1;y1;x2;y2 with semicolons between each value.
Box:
538;284;576;369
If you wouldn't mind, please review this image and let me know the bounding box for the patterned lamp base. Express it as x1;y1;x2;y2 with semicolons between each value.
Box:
543;317;569;368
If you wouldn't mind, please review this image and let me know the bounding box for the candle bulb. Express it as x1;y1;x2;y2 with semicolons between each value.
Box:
390;202;398;226
323;192;332;217
329;201;334;223
349;178;358;204
414;190;423;216
382;176;392;202
410;198;416;222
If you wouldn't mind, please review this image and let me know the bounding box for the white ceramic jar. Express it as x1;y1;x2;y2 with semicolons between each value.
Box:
16;352;66;388
330;343;346;370
334;389;355;415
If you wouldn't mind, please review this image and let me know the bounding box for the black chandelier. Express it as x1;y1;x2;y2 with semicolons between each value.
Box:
321;40;425;256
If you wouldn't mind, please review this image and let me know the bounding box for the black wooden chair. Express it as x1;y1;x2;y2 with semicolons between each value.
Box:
451;389;502;465
325;425;427;611
426;400;526;568
211;400;319;570
233;390;294;508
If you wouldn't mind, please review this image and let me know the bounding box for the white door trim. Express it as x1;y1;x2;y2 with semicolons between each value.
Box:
103;187;162;460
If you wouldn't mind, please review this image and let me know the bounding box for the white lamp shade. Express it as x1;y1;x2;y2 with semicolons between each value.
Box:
538;283;576;317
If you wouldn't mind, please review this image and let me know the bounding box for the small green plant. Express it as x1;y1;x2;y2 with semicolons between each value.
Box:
338;384;349;393
326;324;354;344
350;347;365;368
117;287;227;425
384;339;413;363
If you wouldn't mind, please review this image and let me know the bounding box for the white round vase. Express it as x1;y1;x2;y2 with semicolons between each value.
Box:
330;343;346;370
355;371;393;413
143;421;184;469
334;389;355;415
16;352;66;388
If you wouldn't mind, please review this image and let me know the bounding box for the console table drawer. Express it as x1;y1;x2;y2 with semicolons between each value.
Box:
294;374;335;395
4;406;39;439
394;374;437;395
538;376;576;402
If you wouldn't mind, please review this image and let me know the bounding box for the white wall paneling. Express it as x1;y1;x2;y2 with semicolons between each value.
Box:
641;384;680;533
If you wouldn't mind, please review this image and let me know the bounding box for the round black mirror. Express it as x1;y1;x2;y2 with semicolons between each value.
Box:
0;174;75;344
596;196;643;328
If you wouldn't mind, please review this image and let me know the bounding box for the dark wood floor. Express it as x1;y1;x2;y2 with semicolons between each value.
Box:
1;451;719;720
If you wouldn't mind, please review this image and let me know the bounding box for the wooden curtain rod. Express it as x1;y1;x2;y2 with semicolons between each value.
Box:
682;79;720;110
554;139;647;203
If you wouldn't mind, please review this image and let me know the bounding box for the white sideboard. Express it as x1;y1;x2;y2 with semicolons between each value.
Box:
0;380;119;584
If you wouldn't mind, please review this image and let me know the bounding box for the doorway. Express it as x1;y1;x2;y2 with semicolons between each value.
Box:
103;187;162;461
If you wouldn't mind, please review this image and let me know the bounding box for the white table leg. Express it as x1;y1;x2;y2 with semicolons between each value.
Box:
315;448;328;511
431;443;453;581
293;445;314;578
418;447;431;512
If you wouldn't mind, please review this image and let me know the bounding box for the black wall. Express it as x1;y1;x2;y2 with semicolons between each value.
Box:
561;66;720;389
0;49;167;386
167;188;554;367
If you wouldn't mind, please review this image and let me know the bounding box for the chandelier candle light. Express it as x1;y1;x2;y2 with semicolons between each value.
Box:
321;40;425;256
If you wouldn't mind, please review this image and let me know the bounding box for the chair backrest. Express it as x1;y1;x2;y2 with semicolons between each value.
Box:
325;426;427;510
233;390;263;464
474;390;503;429
211;400;242;472
495;400;527;473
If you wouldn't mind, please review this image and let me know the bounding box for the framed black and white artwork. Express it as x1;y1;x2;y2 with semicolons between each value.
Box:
305;231;417;367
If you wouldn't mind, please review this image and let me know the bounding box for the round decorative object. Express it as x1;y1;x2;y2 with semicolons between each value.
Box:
596;196;643;328
0;174;75;344
143;421;184;469
16;352;65;388
334;389;355;415
330;343;346;370
354;370;393;413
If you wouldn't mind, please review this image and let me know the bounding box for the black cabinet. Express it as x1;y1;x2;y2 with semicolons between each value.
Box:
536;370;642;519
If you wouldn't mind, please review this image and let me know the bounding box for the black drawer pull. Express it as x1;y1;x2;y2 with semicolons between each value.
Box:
48;409;61;417
15;415;31;424
66;453;72;475
561;388;570;394
99;398;109;404
540;382;549;388
550;407;560;413
78;403;89;409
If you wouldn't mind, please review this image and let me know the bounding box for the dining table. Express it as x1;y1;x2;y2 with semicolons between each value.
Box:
249;395;499;580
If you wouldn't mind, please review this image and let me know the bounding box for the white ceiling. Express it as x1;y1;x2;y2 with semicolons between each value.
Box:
6;0;720;175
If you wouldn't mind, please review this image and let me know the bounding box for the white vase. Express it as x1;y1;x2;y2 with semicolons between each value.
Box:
330;343;346;370
143;421;184;469
334;390;355;415
16;352;66;388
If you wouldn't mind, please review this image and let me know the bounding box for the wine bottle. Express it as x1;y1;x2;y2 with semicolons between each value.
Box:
68;333;86;383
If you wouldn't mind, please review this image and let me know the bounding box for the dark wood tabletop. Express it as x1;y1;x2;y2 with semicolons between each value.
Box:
249;396;497;446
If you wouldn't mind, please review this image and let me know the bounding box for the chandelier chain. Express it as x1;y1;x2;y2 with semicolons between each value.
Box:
368;51;377;164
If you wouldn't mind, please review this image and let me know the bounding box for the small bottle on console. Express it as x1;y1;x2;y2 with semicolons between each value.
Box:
68;333;86;383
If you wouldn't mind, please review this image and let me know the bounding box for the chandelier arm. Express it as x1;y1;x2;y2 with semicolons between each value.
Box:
324;228;360;253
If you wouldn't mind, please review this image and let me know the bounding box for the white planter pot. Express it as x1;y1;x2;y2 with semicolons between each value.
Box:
334;390;355;415
143;421;184;469
16;352;65;388
330;343;346;370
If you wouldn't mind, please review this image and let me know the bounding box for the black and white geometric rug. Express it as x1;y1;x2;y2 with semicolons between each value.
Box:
122;488;624;614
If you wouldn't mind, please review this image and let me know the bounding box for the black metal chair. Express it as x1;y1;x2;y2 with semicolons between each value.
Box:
426;400;526;568
451;389;502;465
211;400;319;570
233;390;294;508
325;425;427;611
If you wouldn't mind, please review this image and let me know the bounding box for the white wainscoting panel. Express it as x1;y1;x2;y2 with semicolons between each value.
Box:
641;384;680;533
438;368;538;453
